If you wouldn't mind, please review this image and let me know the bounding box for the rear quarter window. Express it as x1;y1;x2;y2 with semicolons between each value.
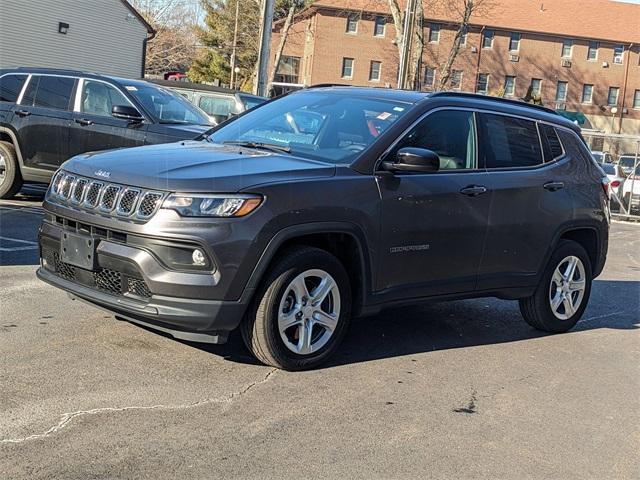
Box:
539;124;564;162
0;74;27;103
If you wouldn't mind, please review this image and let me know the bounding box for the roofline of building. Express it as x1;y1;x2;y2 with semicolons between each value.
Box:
120;0;156;36
307;4;639;46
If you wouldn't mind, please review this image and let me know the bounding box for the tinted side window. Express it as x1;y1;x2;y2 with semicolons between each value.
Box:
479;113;543;168
198;95;235;117
0;74;27;102
395;110;477;170
81;80;130;117
33;76;75;110
539;124;564;162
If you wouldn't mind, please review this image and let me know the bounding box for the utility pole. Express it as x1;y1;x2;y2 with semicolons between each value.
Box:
229;0;240;90
397;0;418;90
253;0;274;97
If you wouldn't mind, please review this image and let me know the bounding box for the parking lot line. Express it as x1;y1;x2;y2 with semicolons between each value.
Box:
0;245;39;252
0;236;39;246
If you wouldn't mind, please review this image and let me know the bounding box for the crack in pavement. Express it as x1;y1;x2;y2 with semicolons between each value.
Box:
1;368;277;445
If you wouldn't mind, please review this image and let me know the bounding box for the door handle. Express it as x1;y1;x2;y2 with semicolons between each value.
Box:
75;118;94;126
543;181;565;191
460;185;488;197
15;109;31;117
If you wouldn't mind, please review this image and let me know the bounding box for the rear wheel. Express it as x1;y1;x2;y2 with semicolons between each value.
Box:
0;141;23;199
241;246;351;370
519;240;592;333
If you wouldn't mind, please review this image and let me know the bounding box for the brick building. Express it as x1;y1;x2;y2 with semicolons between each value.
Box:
270;0;640;139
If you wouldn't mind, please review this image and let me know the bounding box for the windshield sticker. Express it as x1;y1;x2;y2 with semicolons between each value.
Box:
393;107;405;112
125;86;138;91
377;112;392;120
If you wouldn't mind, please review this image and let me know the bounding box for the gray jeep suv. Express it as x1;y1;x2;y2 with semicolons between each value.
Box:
37;88;610;370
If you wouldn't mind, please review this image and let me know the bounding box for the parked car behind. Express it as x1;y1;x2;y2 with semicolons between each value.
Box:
38;88;609;370
150;79;267;125
0;68;212;198
617;154;639;176
621;164;640;212
599;162;625;207
591;151;614;164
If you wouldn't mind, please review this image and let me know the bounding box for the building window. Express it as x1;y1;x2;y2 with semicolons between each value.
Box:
613;45;624;64
581;84;593;104
341;58;354;79
482;29;494;49
451;70;463;90
504;75;516;97
555;81;568;102
346;14;358;34
369;61;381;81
429;23;440;43
530;78;542;97
374;16;385;37
607;87;619;106
476;73;489;94
459;27;468;45
274;56;301;84
587;41;598;61
509;32;521;52
561;39;572;58
424;67;436;88
634;90;640;109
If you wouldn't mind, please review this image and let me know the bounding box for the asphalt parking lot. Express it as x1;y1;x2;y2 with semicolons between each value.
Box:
1;190;638;480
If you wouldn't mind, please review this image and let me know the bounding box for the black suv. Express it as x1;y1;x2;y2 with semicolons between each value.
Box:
0;68;212;198
37;87;609;370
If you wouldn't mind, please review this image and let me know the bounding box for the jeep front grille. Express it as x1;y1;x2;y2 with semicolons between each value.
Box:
48;172;165;221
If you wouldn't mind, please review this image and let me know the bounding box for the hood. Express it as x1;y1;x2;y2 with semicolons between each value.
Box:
62;141;336;193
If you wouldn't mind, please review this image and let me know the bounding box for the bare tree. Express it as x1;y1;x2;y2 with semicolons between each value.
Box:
130;0;199;76
437;0;493;90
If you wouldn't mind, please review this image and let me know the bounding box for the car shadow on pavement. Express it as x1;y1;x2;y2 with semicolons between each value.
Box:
176;279;639;368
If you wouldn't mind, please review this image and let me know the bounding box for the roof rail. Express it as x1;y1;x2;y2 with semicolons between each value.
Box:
306;83;351;89
429;91;559;116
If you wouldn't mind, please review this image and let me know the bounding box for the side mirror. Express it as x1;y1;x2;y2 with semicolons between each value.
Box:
112;105;144;122
382;147;440;173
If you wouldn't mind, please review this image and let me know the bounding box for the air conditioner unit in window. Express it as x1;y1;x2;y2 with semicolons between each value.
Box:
602;61;609;68
471;46;478;53
509;54;520;62
556;102;567;110
561;59;572;68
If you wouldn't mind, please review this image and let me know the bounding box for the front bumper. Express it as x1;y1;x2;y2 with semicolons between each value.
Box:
38;219;254;343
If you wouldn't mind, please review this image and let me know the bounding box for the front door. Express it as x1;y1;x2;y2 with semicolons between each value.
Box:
68;79;147;158
377;109;491;299
11;75;75;171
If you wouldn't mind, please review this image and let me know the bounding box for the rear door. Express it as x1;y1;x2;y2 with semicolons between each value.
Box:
476;114;573;289
68;78;147;158
11;74;75;170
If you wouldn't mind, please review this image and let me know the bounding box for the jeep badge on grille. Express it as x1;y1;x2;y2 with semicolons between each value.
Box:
95;170;111;179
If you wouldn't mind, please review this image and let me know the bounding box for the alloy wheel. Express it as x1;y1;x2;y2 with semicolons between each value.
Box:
277;269;341;355
548;255;586;320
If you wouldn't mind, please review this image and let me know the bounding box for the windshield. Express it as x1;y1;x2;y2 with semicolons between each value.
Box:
208;91;410;163
127;84;210;125
619;156;638;168
239;94;267;110
601;163;615;175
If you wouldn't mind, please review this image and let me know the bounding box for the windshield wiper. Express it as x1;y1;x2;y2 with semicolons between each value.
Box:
222;140;291;154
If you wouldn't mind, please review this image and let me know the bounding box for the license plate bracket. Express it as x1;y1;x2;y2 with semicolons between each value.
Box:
60;232;96;270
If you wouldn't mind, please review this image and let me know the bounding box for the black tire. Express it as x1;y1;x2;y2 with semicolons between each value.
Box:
0;141;23;199
519;240;592;333
241;246;352;371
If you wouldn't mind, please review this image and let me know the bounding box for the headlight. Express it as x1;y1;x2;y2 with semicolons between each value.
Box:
162;194;263;217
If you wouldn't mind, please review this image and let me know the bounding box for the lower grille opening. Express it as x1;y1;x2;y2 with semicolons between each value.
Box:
43;248;151;300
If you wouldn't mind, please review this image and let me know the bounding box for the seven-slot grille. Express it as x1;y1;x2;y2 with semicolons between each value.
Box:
50;172;165;220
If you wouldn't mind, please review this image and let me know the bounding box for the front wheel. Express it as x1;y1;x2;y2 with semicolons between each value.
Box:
519;240;592;333
241;246;352;370
0;141;23;199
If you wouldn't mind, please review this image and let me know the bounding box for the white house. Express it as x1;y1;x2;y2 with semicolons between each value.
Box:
0;0;154;78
